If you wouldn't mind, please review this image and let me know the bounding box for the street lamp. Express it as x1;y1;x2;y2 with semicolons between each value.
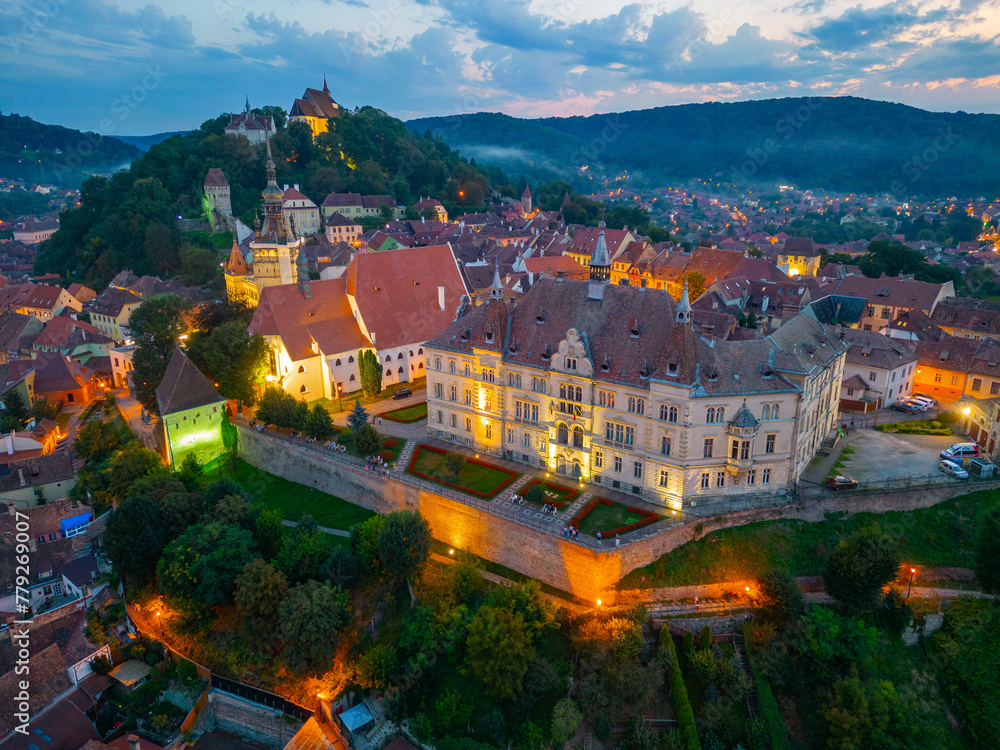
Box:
907;567;916;598
336;382;343;413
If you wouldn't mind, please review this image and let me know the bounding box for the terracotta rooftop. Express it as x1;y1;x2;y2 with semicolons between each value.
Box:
837;327;919;370
203;168;229;188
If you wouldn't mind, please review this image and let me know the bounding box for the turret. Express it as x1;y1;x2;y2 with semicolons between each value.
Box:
675;278;692;324
589;220;611;282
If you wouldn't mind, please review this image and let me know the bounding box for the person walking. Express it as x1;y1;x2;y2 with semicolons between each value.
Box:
597;531;602;547
615;533;620;548
563;526;568;538
378;415;383;426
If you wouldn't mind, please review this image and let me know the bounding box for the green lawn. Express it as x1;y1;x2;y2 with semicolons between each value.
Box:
520;478;579;507
205;458;375;530
333;427;406;463
618;488;1000;589
575;499;658;537
380;402;427;423
407;445;519;498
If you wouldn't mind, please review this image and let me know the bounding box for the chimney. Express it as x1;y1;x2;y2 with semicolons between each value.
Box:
128;735;141;750
438;286;445;312
294;183;300;192
5;432;12;455
283;184;289;191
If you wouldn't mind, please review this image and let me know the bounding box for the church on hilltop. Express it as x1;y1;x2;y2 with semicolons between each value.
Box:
223;97;277;143
225;140;306;307
288;77;343;138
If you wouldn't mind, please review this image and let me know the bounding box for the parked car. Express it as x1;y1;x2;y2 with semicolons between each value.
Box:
911;392;938;406
938;459;969;479
940;443;981;461
391;388;412;400
906;396;936;411
890;400;921;413
826;475;859;491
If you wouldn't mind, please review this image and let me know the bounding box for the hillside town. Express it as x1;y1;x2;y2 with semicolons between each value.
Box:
0;79;998;750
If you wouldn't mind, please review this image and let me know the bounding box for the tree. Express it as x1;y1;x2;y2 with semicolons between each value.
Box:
128;294;190;414
378;511;430;580
347;400;369;432
157;522;258;606
758;567;806;624
158;491;205;539
279;581;350;674
445;452;465;476
823;528;901;611
320;545;361;587
254;508;284;560
466;606;534;699
974;505;1000;593
254;386;297;427
306;404;334;439
103;444;164;508
275;524;328;584
357;349;383;398
74;419;125;463
186;321;268;406
0;390;30;432
357;642;398;690
102;495;165;586
350;515;386;573
354;423;381;456
235;559;288;648
551;698;583;744
679;271;706;301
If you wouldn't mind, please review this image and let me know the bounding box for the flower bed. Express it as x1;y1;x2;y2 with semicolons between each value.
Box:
520;478;580;508
380;402;428;423
406;444;520;499
570;497;660;536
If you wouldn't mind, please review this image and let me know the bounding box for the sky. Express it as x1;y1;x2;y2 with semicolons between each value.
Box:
2;0;999;135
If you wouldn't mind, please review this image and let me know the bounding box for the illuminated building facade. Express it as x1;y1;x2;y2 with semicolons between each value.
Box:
425;225;847;510
155;348;227;467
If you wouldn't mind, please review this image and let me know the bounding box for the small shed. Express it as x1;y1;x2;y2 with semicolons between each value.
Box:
338;703;374;737
109;659;152;693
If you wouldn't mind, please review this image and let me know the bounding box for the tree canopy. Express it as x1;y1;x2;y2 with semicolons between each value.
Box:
129;294;190;414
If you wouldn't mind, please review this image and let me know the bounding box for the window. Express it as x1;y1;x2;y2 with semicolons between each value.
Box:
451;414;457;428
701;473;710;489
625;426;634;446
532;377;546;394
507;427;514;443
335;358;342;366
539;435;548;451
762;403;771;420
465;417;472;432
435;357;442;370
731;439;740;459
847;388;855;397
716;472;725;488
772;403;779;419
435;383;443;398
633;461;643;479
747;469;756;485
573;426;584;448
565;357;577;370
973;378;983;391
485;424;492;439
614;456;623;472
299;385;307;393
869;371;876;382
600;390;615;407
450;386;457;402
36;535;46;544
523;432;531;447
558;424;569;444
658;469;669;487
484;393;492;411
706;407;716;423
881;307;891;318
741;440;750;460
437;410;443;424
717;407;725;422
934;372;942;382
992;382;1000;396
464;364;471;377
703;438;714;458
765;434;776;453
464;389;472;405
661;435;671;456
951;375;959;385
762;468;771;484
449;361;456;374
595;450;604;469
350;374;355;381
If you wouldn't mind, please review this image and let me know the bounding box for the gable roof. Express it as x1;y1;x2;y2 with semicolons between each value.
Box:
203;168;229;188
9;351;88;393
931;298;1000;335
837;327;918;370
155;348;224;416
779;237;819;257
818;274;953;312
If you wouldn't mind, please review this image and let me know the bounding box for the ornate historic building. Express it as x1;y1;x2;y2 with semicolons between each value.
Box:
225;139;306;307
425;223;847;510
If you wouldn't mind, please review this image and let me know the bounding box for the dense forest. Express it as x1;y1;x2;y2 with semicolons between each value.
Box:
407;97;1000;196
0;113;141;188
33;105;507;286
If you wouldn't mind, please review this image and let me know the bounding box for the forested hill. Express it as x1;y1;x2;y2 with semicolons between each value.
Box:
35;105;504;286
407;97;1000;196
0;113;141;187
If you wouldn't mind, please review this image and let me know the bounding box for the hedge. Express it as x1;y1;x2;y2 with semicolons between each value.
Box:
660;627;701;750
568;497;660;535
744;637;791;750
406;444;520;498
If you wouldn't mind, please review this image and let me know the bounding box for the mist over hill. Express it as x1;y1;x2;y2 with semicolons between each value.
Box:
407;97;1000;197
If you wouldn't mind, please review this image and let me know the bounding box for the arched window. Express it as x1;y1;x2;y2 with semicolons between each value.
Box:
717;406;725;422
410;350;415;356
464;364;471;377
335;358;342;366
397;352;403;360
706;407;716;423
669;406;678;423
418;347;424;355
449;361;456;374
557;423;569;445
349;374;355;381
628;396;636;413
384;370;391;378
398;366;404;374
637;398;644;416
298;365;306;373
575;386;582;402
385;355;392;363
299;385;307;393
772;403;779;419
572;425;584;448
762;404;771;420
419;362;424;369
348;355;354;363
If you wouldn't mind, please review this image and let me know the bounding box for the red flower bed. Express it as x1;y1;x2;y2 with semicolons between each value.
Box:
406;444;520;499
569;498;660;536
520;479;580;508
382;438;399;448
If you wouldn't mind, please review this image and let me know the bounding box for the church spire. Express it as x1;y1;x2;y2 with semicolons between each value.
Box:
245;94;251;113
322;74;329;93
259;136;294;244
675;278;692;324
490;261;504;301
589;220;611;282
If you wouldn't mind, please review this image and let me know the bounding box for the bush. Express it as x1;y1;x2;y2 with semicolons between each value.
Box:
660;628;701;750
90;655;113;675
526;484;544;503
354;424;381;456
744;629;792;750
378;450;393;463
683;631;695;657
699;624;712;650
382;438;398;448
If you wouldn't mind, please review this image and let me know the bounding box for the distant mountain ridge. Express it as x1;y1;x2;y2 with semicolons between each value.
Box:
117;132;190;151
407;97;1000;196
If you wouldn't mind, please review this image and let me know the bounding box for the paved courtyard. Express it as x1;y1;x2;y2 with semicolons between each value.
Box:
820;430;963;484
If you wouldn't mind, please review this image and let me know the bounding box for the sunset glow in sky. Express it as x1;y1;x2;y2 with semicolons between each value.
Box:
3;0;999;134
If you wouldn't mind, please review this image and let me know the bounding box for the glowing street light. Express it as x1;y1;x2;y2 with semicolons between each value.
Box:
907;567;916;598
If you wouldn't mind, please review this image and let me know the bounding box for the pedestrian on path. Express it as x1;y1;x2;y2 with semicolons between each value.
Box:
378;415;383;426
563;526;568;538
597;531;602;547
615;533;620;548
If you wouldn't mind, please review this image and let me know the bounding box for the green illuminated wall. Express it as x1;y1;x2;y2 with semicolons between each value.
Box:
162;401;226;466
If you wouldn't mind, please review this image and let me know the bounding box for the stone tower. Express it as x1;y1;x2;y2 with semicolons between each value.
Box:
249;137;303;294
